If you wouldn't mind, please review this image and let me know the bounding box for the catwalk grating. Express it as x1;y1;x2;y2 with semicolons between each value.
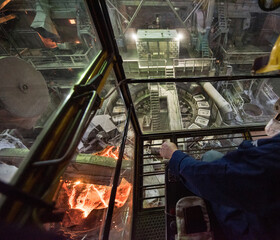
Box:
133;210;165;240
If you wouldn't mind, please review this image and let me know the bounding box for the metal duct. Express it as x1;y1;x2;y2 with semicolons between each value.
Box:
200;82;233;121
31;0;59;40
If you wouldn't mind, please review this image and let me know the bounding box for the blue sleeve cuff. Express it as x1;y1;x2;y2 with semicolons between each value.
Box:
169;150;190;176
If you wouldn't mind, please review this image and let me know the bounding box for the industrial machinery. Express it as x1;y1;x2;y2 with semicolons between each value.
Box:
0;0;279;239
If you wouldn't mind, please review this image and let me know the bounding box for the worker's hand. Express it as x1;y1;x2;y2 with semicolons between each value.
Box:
160;141;178;159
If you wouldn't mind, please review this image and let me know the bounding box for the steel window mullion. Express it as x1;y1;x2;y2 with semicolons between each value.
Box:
142;162;165;166
183;146;238;153
142;154;161;157
141;125;266;140
142;172;165;177
95;0;142;137
131;134;143;239
177;135;245;143
102;107;131;240
140;184;165;190
127;74;280;84
250;134;266;138
87;0;113;53
142;170;165;175
141;195;165;201
141;184;165;188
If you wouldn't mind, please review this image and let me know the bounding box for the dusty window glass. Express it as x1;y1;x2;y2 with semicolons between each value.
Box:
48;71;132;239
107;1;280;79
128;78;280;134
0;0;101;183
107;121;134;240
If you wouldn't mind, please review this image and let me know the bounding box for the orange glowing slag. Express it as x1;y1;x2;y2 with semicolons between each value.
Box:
93;146;120;160
63;178;132;218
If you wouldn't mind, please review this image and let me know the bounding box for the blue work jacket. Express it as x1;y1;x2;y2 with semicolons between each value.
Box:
169;134;280;240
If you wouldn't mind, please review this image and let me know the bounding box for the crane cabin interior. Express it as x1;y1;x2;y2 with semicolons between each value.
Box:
0;0;279;239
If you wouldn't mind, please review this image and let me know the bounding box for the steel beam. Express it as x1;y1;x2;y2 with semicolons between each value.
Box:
184;0;205;23
165;0;188;28
102;107;131;240
120;0;192;7
119;0;280;13
106;0;129;22
124;0;145;33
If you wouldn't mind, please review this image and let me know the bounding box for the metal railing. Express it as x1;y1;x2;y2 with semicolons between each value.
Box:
173;58;216;72
137;125;266;212
24;47;94;70
221;46;270;65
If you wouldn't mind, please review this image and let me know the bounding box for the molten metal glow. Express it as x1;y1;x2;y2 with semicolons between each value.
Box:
37;33;57;48
92;145;129;160
93;146;120;160
63;178;132;218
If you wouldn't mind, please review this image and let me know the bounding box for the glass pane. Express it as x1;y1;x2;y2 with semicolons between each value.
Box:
46;72;127;239
107;1;280;78
108;121;135;240
0;1;101;183
129;78;280;134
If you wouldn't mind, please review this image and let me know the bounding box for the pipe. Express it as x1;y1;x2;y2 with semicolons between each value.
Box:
205;0;215;30
200;82;233;121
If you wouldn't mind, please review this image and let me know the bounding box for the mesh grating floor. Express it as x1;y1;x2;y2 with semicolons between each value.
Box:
133;210;165;240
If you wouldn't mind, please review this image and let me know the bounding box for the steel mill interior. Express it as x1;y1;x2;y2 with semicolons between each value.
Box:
0;0;279;239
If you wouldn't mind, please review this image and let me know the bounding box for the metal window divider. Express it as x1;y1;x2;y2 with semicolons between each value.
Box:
0;51;114;223
128;74;280;84
31;91;101;167
102;106;132;240
93;0;142;137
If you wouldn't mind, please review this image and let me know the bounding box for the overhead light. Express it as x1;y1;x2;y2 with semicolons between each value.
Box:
69;19;76;25
176;33;184;41
75;40;80;44
132;33;137;41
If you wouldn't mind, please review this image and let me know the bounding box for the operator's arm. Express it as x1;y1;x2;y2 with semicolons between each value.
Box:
160;142;231;206
161;141;277;215
169;150;231;205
